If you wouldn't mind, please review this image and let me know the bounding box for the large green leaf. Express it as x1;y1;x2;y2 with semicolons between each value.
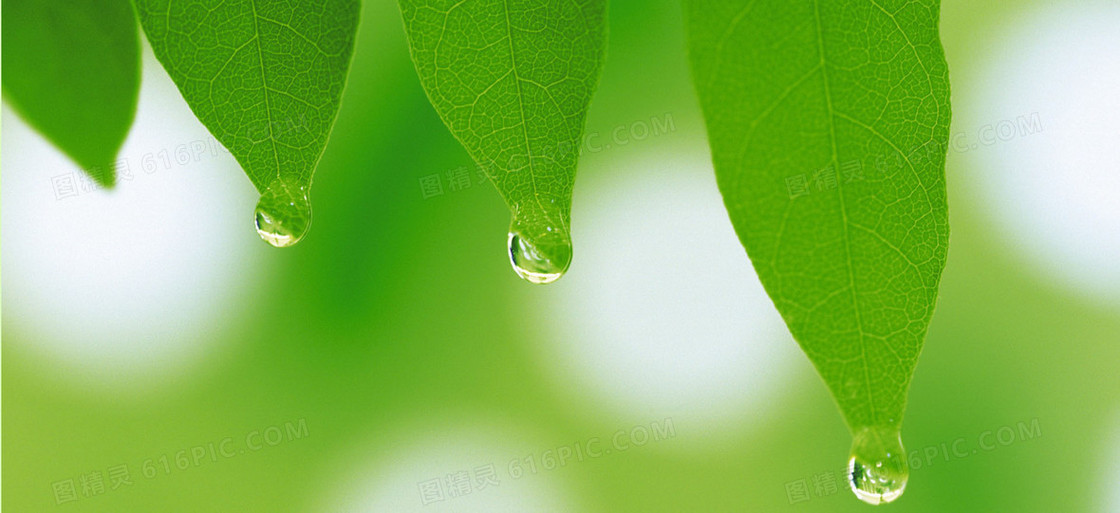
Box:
134;0;361;247
687;0;950;503
3;0;140;187
398;0;607;284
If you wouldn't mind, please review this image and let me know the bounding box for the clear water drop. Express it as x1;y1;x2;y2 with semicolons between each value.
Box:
847;426;909;505
507;221;572;284
254;179;312;248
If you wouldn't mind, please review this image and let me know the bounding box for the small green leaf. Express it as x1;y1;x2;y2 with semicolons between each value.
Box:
687;0;950;501
3;0;141;187
134;0;360;247
398;0;607;284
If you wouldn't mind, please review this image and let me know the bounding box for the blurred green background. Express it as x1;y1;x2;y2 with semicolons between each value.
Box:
4;0;1119;511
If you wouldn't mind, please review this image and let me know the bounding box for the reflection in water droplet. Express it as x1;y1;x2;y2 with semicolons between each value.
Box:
848;426;909;505
507;222;572;285
254;179;312;248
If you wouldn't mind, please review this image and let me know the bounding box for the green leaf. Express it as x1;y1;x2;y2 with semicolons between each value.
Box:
2;0;140;187
398;0;608;284
134;0;361;247
687;0;950;446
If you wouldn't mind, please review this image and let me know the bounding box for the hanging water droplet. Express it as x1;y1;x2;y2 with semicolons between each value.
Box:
507;221;572;284
254;179;312;248
847;426;909;505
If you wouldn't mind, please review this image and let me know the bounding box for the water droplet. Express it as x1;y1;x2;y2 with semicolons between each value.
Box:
847;426;909;505
254;179;311;248
507;221;572;284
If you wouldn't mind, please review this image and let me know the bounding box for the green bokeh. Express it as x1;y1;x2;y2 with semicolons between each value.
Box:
4;0;1119;512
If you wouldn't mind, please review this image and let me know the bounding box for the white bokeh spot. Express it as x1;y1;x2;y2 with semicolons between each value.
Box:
968;0;1120;307
320;421;577;513
535;151;801;443
0;44;262;387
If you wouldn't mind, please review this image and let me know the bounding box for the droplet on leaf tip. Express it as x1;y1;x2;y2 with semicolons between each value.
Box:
507;223;572;285
847;426;909;505
254;179;311;248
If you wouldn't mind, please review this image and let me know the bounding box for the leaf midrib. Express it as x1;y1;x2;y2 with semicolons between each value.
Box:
811;0;876;425
248;0;283;185
499;0;566;234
